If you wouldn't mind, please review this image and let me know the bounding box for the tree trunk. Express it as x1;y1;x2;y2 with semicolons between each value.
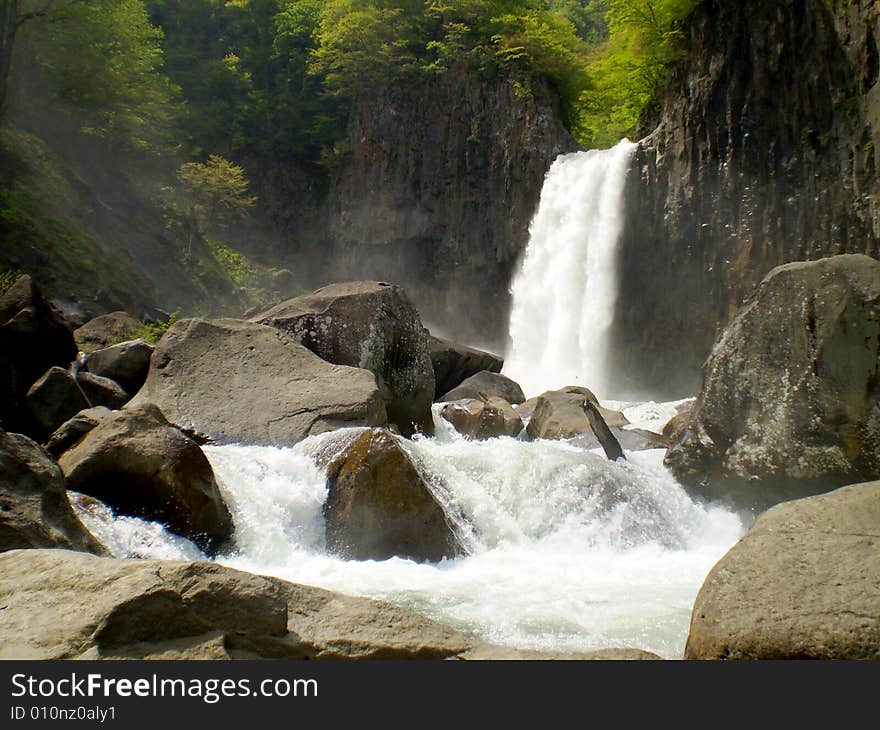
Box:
0;1;19;116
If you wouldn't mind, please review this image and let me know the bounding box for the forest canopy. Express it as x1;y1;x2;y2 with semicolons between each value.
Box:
7;0;698;159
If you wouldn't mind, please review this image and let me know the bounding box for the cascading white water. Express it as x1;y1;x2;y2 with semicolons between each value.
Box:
75;412;743;659
69;141;744;659
504;139;636;399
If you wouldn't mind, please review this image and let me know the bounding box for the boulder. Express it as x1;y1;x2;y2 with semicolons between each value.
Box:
324;428;464;562
525;387;600;440
76;371;130;409
0;431;104;554
661;411;691;443
429;335;503;400
45;406;112;458
686;481;880;660
0;549;474;660
438;370;526;405
666;255;880;510
74;311;140;352
128;318;386;446
252;282;434;436
58;403;233;553
440;398;523;440
84;338;154;393
25;366;90;439
0;275;78;434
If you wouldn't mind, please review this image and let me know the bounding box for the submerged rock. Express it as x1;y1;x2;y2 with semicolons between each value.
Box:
252;282;434;436
58;403;232;553
0;431;104;554
440;397;523;440
686;481;880;660
74;311;140;352
438;370;525;405
429;336;504;400
324;428;464;562
128;317;387;446
0;275;78;435
666;255;880;510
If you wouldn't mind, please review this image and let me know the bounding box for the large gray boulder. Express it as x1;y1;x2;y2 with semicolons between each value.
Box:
58;403;233;553
440;397;523;440
438;370;526;405
0;431;104;554
525;387;627;436
0;275;78;435
429;336;503;400
0;550;662;660
0;550;473;660
252;282;434;436
324;428;464;562
686;481;880;660
666;255;880;510
84;338;154;393
128;318;387;446
74;311;140;352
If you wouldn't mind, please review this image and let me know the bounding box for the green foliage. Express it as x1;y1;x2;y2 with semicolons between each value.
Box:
0;267;23;294
575;0;698;147
22;0;178;152
129;311;179;343
177;154;257;224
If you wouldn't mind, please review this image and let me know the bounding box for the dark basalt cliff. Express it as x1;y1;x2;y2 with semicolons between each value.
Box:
611;0;880;398
320;68;578;349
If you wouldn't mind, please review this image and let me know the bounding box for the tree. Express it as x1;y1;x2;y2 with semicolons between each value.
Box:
0;1;75;114
574;0;698;147
23;0;177;151
175;154;257;258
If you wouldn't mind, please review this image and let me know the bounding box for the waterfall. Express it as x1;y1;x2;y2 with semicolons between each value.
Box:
504;139;636;399
66;138;745;660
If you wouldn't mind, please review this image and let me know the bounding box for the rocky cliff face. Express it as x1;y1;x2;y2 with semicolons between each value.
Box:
611;0;880;399
320;68;578;349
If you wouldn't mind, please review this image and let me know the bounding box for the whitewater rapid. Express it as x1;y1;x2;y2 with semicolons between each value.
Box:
505;140;636;399
75;408;743;659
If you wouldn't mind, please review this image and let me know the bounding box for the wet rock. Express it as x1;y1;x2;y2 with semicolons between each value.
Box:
429;336;504;400
0;431;104;554
324;428;464;562
440;397;523;440
128;318;387;446
438;370;525;405
58;403;232;553
525;387;600;440
666;255;880;511
252;282;434;436
686;480;880;660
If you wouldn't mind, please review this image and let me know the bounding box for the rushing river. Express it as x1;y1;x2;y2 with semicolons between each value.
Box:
75;404;743;659
72;143;743;659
